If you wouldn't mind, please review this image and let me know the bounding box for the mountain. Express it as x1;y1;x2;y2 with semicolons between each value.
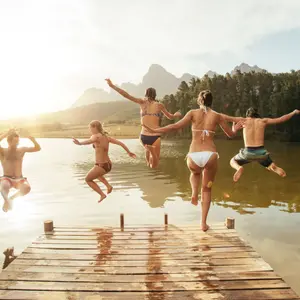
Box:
72;64;197;108
205;70;218;78
231;63;264;75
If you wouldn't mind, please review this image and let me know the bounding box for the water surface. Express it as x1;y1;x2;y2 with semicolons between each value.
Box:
0;138;299;294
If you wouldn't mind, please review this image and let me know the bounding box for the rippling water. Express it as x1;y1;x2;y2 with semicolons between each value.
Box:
0;138;300;293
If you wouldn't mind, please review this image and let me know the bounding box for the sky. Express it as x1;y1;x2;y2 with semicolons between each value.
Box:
0;0;300;119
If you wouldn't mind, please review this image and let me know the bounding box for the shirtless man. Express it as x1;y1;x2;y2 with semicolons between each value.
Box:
73;120;136;202
0;129;41;212
224;107;300;182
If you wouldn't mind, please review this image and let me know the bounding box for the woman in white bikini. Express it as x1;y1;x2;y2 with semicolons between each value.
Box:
105;78;181;168
73;120;136;203
143;90;242;231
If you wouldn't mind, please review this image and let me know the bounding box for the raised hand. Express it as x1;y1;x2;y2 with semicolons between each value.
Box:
233;121;245;132
293;109;300;115
72;138;81;145
7;128;17;135
105;78;113;87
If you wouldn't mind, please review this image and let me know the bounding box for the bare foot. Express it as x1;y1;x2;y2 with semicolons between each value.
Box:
2;198;13;212
107;185;113;194
269;164;286;178
2;202;9;213
233;167;244;182
191;196;198;206
201;224;210;232
98;194;107;203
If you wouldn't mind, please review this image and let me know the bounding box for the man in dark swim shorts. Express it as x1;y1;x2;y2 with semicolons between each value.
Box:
226;107;300;182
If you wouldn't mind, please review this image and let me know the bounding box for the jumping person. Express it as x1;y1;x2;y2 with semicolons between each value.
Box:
224;107;300;182
143;90;242;231
0;129;41;212
73;120;136;203
105;78;181;168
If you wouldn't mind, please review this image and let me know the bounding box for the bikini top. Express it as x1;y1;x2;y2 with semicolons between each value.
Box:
140;102;162;118
192;129;215;140
140;109;162;118
192;105;215;140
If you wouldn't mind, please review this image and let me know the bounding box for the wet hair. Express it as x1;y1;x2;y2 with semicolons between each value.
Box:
145;87;156;101
246;107;261;118
89;120;108;135
197;90;213;107
7;132;19;144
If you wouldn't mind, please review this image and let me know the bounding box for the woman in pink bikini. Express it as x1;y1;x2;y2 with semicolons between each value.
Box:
73;120;136;203
143;90;242;231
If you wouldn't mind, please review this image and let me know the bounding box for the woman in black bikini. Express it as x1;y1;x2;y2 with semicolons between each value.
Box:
73;120;136;203
105;78;181;168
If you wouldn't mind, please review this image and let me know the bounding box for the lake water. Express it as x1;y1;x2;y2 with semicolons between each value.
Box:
0;138;300;294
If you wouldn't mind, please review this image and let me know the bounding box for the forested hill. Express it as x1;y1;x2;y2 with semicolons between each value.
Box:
160;70;300;141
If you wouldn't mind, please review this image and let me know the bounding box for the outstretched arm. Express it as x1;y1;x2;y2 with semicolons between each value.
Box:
159;103;182;120
221;114;245;123
264;109;300;125
105;79;144;104
73;135;98;146
108;137;136;158
143;111;193;134
23;136;41;152
219;115;244;138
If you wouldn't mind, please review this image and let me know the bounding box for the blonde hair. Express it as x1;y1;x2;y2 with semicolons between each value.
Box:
89;120;108;135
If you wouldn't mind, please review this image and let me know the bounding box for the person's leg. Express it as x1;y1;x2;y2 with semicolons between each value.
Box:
187;157;202;206
140;137;151;167
152;138;161;168
9;181;31;201
1;180;12;212
201;154;218;232
85;166;107;202
147;137;161;169
98;176;113;194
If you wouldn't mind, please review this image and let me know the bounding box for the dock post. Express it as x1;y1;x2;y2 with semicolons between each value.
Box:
225;217;235;229
44;220;54;233
164;213;168;226
120;213;124;231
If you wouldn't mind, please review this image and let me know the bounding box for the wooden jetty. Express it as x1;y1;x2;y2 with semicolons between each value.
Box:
0;215;299;300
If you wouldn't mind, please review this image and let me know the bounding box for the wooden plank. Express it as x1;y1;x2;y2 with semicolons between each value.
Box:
0;279;289;292
28;241;248;249
0;289;298;300
8;257;268;267
40;232;240;240
18;251;260;261
22;246;255;255
52;228;236;234
0;271;281;283
4;262;273;274
54;224;227;230
37;235;242;243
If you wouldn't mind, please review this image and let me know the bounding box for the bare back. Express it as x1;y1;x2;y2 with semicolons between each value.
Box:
242;118;267;147
92;134;110;164
190;109;230;152
0;148;26;177
140;101;162;136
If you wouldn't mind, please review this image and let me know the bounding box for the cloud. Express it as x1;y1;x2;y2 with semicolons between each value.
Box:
0;0;300;116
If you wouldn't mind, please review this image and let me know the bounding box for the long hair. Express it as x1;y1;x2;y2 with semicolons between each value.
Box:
89;120;108;135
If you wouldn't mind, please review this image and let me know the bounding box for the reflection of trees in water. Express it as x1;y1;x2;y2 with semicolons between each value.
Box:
71;142;300;213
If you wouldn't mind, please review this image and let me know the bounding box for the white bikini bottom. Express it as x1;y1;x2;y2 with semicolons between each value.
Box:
187;152;219;168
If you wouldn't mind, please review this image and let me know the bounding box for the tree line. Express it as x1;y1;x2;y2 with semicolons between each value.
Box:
160;70;300;141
